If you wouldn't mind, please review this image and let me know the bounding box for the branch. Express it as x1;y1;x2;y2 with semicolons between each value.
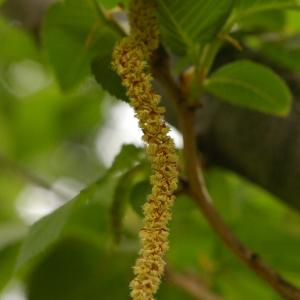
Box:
151;44;300;300
178;105;300;300
165;266;222;300
0;153;69;200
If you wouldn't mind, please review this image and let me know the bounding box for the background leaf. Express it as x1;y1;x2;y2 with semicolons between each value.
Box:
15;144;144;273
27;238;135;300
234;0;300;21
156;0;235;55
43;0;120;89
0;17;38;65
0;223;26;291
237;10;286;32
15;179;110;273
167;167;300;300
129;180;151;217
91;53;128;101
26;237;193;300
97;0;128;8
260;34;300;74
204;60;292;115
110;165;146;244
108;144;144;174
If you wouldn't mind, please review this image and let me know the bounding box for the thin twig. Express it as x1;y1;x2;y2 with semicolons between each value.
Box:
0;153;69;200
178;105;300;300
166;266;222;300
151;43;300;300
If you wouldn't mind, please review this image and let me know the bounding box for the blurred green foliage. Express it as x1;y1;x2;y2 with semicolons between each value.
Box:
0;0;300;299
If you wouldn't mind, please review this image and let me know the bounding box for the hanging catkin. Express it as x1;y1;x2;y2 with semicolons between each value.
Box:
112;0;178;299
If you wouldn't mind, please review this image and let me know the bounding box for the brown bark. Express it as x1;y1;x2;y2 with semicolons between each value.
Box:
179;104;300;300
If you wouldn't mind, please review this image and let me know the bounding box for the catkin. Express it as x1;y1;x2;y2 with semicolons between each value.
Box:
112;0;178;299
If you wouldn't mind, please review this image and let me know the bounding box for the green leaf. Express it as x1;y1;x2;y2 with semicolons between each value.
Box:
57;83;105;139
16;144;144;273
7;80;105;159
91;53;128;101
237;10;286;32
168;168;300;299
26;220;194;300
109;144;144;174
156;0;235;55
260;34;300;74
234;0;300;20
129;180;151;217
11;86;62;157
0;223;26;291
27;238;135;300
0;223;27;250
108;145;147;243
43;0;120;89
0;17;38;65
286;10;300;32
15;180;110;273
0;174;24;221
27;237;193;300
205;167;300;280
110;165;146;244
0;243;21;292
158;280;195;300
97;0;128;8
204;60;292;115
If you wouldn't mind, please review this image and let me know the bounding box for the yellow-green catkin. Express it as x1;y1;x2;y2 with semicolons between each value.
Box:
112;0;178;299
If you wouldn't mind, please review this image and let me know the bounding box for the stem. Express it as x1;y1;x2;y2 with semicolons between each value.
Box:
178;105;300;300
187;40;221;104
198;40;221;80
148;16;300;300
188;26;230;104
166;266;222;300
0;153;69;200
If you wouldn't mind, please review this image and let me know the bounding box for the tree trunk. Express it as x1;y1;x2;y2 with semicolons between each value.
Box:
197;96;300;210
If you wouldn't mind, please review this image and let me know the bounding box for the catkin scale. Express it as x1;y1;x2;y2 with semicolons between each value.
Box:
112;0;178;299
